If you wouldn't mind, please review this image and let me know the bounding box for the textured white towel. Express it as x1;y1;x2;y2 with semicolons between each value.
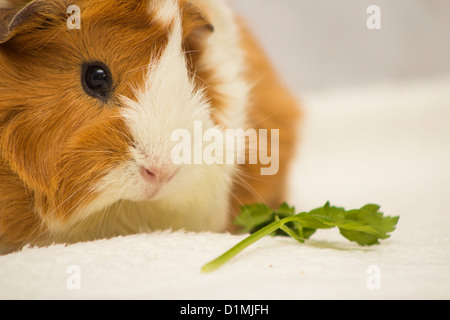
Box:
1;78;449;300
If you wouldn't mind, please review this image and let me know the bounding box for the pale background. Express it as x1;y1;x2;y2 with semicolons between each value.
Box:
228;0;450;93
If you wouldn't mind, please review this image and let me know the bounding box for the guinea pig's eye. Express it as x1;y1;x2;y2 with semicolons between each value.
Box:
81;63;113;101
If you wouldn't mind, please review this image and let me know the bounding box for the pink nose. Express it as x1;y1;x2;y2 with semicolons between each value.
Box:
140;166;176;184
142;167;157;183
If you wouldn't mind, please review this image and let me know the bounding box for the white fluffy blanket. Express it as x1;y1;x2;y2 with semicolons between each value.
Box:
1;78;449;300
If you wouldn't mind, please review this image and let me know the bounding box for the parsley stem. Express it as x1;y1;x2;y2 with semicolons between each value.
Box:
279;224;305;244
201;216;299;273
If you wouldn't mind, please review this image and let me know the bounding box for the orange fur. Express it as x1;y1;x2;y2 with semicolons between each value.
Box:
0;0;300;253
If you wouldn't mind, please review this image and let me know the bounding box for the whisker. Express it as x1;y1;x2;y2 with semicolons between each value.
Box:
125;63;153;76
20;182;88;248
33;29;62;54
233;171;266;205
245;110;282;128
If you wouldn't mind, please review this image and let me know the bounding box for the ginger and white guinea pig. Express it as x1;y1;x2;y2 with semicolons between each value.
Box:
0;0;300;253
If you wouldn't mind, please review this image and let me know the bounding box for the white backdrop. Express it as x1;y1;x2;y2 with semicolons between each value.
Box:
228;0;450;93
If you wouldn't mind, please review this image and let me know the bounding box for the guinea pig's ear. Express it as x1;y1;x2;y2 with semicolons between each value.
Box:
0;7;16;43
182;2;214;43
0;0;59;44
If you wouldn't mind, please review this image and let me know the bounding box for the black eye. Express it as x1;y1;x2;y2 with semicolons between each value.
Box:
81;63;113;101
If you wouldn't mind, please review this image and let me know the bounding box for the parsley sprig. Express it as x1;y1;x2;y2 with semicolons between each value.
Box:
202;202;399;273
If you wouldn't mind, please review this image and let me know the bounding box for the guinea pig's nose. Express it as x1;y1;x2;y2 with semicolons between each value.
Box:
140;166;177;184
142;167;157;183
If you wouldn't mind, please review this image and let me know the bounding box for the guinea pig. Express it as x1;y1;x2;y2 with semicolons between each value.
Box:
0;0;300;253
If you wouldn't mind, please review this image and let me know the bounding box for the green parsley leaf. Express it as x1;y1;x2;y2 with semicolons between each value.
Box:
233;203;273;234
339;204;400;246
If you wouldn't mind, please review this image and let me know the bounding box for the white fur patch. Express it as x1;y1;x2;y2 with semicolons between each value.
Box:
148;0;179;25
189;0;250;130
